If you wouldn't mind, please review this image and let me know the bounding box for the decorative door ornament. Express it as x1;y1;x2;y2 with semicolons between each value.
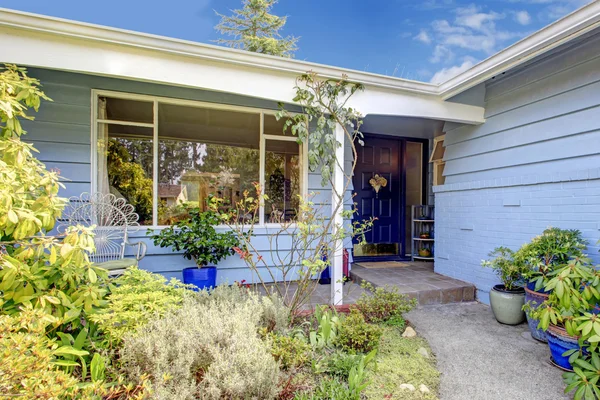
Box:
369;174;388;198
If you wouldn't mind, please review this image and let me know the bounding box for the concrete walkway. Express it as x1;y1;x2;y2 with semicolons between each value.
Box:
406;302;569;400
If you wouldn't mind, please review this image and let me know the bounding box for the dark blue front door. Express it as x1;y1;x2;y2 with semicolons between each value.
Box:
353;136;402;259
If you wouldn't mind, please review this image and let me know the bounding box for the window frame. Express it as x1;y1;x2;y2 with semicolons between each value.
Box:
91;89;308;229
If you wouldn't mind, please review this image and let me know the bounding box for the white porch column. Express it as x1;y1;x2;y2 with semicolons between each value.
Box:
331;124;345;305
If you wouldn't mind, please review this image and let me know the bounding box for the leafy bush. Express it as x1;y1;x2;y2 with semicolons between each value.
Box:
0;308;79;399
517;227;587;290
268;333;311;370
294;377;356;400
353;282;416;324
149;208;241;267
308;305;341;350
120;287;282;399
325;351;362;378
90;267;193;346
197;282;290;333
335;310;382;354
482;247;528;290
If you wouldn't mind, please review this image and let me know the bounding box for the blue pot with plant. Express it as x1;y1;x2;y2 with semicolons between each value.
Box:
519;228;587;342
530;258;599;371
149;208;240;290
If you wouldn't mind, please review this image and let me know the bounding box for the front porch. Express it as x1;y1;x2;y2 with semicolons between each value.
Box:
305;261;475;308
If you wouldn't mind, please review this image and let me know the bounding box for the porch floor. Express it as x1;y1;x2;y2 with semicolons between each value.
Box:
349;261;475;305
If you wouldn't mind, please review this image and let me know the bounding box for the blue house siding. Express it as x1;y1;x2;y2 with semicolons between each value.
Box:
435;33;600;303
24;67;347;283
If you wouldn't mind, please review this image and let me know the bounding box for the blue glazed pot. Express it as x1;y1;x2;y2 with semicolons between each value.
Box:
182;267;217;291
524;281;550;343
547;324;579;371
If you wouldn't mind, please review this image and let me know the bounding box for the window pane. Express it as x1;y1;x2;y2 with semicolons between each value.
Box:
98;96;154;124
264;114;294;137
97;123;154;225
265;140;301;223
405;141;423;254
157;103;260;224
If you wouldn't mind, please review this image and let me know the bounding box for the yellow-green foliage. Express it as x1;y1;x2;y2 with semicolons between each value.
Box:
0;308;79;399
335;310;383;354
0;63;108;340
0;64;65;240
364;328;440;400
90;267;193;346
0;227;109;334
268;333;311;370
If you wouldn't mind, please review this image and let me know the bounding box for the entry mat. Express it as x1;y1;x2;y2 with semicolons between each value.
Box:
354;261;412;269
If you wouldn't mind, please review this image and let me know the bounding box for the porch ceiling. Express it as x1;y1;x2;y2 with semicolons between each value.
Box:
362;116;444;140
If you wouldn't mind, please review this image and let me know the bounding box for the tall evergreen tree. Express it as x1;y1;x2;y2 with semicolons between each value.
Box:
215;0;298;58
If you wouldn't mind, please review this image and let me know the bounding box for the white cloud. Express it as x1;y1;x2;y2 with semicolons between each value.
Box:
454;5;504;31
431;20;469;34
414;29;432;44
415;0;454;10
430;44;454;63
430;58;476;84
426;5;524;56
400;32;412;39
514;10;531;25
416;69;433;79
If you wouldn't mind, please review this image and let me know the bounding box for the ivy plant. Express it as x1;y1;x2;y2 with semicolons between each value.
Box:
149;208;241;267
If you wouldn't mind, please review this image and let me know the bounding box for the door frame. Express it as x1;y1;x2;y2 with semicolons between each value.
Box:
352;133;428;262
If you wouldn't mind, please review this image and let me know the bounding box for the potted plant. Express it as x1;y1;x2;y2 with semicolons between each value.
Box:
482;247;528;325
531;258;599;371
519;228;587;342
149;208;240;290
418;248;431;257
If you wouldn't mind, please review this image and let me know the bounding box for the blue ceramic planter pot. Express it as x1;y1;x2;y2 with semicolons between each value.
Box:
525;282;548;343
524;281;550;343
182;267;217;291
547;324;579;371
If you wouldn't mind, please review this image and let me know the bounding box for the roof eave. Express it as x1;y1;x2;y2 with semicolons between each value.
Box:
0;7;440;96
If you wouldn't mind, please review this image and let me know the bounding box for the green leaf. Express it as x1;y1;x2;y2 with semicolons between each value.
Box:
53;345;89;357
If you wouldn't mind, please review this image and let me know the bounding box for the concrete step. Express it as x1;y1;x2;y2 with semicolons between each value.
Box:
350;263;475;305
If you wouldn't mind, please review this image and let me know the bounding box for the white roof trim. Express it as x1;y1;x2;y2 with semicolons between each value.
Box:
0;2;599;99
0;8;439;96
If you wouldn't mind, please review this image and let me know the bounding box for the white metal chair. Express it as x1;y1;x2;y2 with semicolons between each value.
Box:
59;192;147;276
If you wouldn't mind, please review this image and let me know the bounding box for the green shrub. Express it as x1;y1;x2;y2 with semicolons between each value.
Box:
516;227;587;290
0;308;79;399
90;267;193;346
294;377;356;400
354;282;416;324
198;283;289;333
120;287;282;399
335;310;383;354
325;351;362;378
268;333;310;370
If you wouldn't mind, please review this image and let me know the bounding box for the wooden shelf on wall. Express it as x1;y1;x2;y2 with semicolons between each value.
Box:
430;135;446;186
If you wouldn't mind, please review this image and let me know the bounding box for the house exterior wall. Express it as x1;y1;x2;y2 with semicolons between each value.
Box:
435;33;600;303
24;67;342;284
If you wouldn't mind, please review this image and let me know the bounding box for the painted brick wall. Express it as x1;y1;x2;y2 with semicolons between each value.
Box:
436;31;600;303
435;175;600;303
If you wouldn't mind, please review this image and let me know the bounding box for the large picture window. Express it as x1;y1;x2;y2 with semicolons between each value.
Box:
94;92;306;226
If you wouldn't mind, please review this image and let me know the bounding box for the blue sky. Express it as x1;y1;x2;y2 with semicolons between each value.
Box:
0;0;592;83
